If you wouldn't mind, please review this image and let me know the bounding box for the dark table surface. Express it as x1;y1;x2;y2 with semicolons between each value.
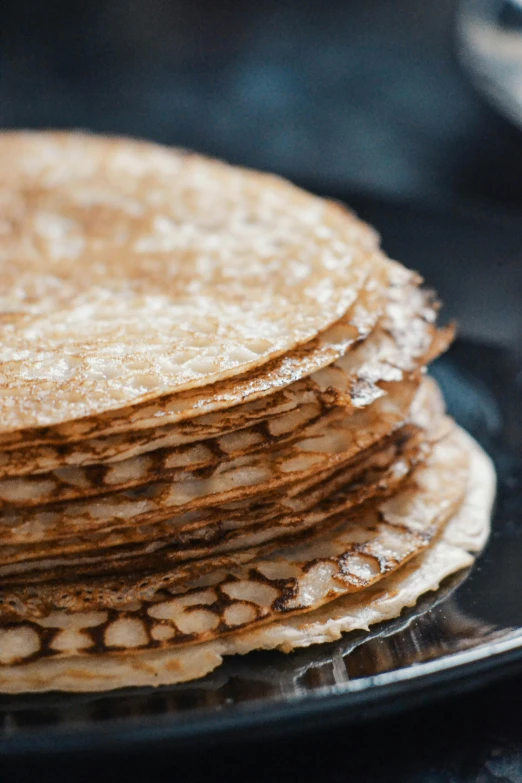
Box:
1;0;522;780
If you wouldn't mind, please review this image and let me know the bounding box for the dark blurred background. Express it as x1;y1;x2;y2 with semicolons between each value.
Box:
2;0;522;350
2;0;522;209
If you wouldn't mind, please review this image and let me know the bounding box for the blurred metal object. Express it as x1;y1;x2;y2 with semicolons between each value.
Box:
458;0;522;127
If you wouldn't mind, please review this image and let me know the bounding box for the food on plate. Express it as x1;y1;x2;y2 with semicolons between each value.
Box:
0;132;495;692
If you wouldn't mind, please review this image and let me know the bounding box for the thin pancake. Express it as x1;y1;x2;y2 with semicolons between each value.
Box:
0;131;380;433
0;425;468;643
0;378;447;586
0;426;492;692
0;378;421;555
0;284;451;507
0;422;428;593
0;265;433;477
0;257;393;451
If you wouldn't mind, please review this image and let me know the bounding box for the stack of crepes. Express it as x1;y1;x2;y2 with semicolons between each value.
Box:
0;132;495;693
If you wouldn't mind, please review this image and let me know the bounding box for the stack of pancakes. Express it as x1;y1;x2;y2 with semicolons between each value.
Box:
0;133;495;692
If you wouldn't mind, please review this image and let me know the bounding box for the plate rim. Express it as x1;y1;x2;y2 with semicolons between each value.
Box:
1;625;522;758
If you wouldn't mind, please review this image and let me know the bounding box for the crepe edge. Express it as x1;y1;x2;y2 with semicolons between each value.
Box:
0;427;495;693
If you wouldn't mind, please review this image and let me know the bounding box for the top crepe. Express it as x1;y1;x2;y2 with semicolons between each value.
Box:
0;131;380;432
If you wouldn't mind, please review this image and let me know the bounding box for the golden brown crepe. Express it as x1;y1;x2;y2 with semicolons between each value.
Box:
0;429;494;692
0;132;494;693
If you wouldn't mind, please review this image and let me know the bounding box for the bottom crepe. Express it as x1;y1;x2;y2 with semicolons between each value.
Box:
0;427;495;693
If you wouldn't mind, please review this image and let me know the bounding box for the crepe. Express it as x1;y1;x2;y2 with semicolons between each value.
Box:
0;269;447;478
0;131;384;433
0;132;494;694
0;429;494;692
0;424;428;591
0;284;449;505
0;379;422;561
0;375;448;587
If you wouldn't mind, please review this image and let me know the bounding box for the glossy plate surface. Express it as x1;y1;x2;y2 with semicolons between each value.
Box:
0;200;520;758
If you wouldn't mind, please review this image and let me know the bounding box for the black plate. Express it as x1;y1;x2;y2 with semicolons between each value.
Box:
0;200;520;759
